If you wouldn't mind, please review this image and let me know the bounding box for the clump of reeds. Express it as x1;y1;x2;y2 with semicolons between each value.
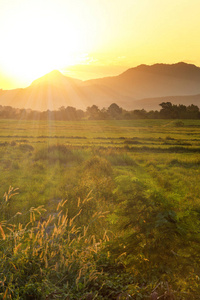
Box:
0;187;107;299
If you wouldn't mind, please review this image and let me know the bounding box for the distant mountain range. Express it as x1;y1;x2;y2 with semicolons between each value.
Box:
1;62;200;111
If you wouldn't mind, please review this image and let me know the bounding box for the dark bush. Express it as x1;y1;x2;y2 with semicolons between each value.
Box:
174;121;184;127
34;144;83;164
18;143;34;152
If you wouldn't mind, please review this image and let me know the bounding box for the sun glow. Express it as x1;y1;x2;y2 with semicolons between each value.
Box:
1;0;200;89
0;1;98;86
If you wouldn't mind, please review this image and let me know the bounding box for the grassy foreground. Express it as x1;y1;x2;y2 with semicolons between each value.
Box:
0;119;200;299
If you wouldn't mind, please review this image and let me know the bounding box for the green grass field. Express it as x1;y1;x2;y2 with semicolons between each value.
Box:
1;119;200;207
1;119;200;299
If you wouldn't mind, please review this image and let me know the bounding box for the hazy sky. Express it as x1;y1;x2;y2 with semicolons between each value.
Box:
1;0;200;89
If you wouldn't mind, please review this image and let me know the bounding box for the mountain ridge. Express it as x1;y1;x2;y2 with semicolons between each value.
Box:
1;62;200;111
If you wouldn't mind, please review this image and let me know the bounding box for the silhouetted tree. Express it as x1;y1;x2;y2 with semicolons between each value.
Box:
132;109;147;119
86;105;101;119
0;102;199;120
187;104;200;118
107;103;122;119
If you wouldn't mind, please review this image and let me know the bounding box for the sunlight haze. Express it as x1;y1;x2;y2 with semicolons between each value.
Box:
0;0;200;89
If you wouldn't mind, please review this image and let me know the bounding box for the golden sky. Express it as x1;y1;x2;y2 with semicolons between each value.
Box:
0;0;200;89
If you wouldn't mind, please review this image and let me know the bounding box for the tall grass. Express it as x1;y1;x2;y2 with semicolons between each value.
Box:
0;187;107;299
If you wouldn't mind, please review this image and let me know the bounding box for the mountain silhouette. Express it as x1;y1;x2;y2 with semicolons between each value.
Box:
85;62;200;100
0;70;134;110
1;62;200;111
31;70;82;87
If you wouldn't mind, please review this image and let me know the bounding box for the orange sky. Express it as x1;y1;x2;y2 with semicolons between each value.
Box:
0;0;200;89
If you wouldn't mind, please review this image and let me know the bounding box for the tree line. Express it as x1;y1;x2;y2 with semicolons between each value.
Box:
0;102;200;120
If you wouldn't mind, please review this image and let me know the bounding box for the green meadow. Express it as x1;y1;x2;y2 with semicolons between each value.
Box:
1;119;200;299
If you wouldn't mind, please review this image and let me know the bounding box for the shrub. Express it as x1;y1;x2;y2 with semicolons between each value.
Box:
174;121;184;127
84;156;113;177
34;144;82;164
18;143;34;152
10;140;16;146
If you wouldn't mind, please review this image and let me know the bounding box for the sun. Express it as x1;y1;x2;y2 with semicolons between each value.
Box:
1;1;97;86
